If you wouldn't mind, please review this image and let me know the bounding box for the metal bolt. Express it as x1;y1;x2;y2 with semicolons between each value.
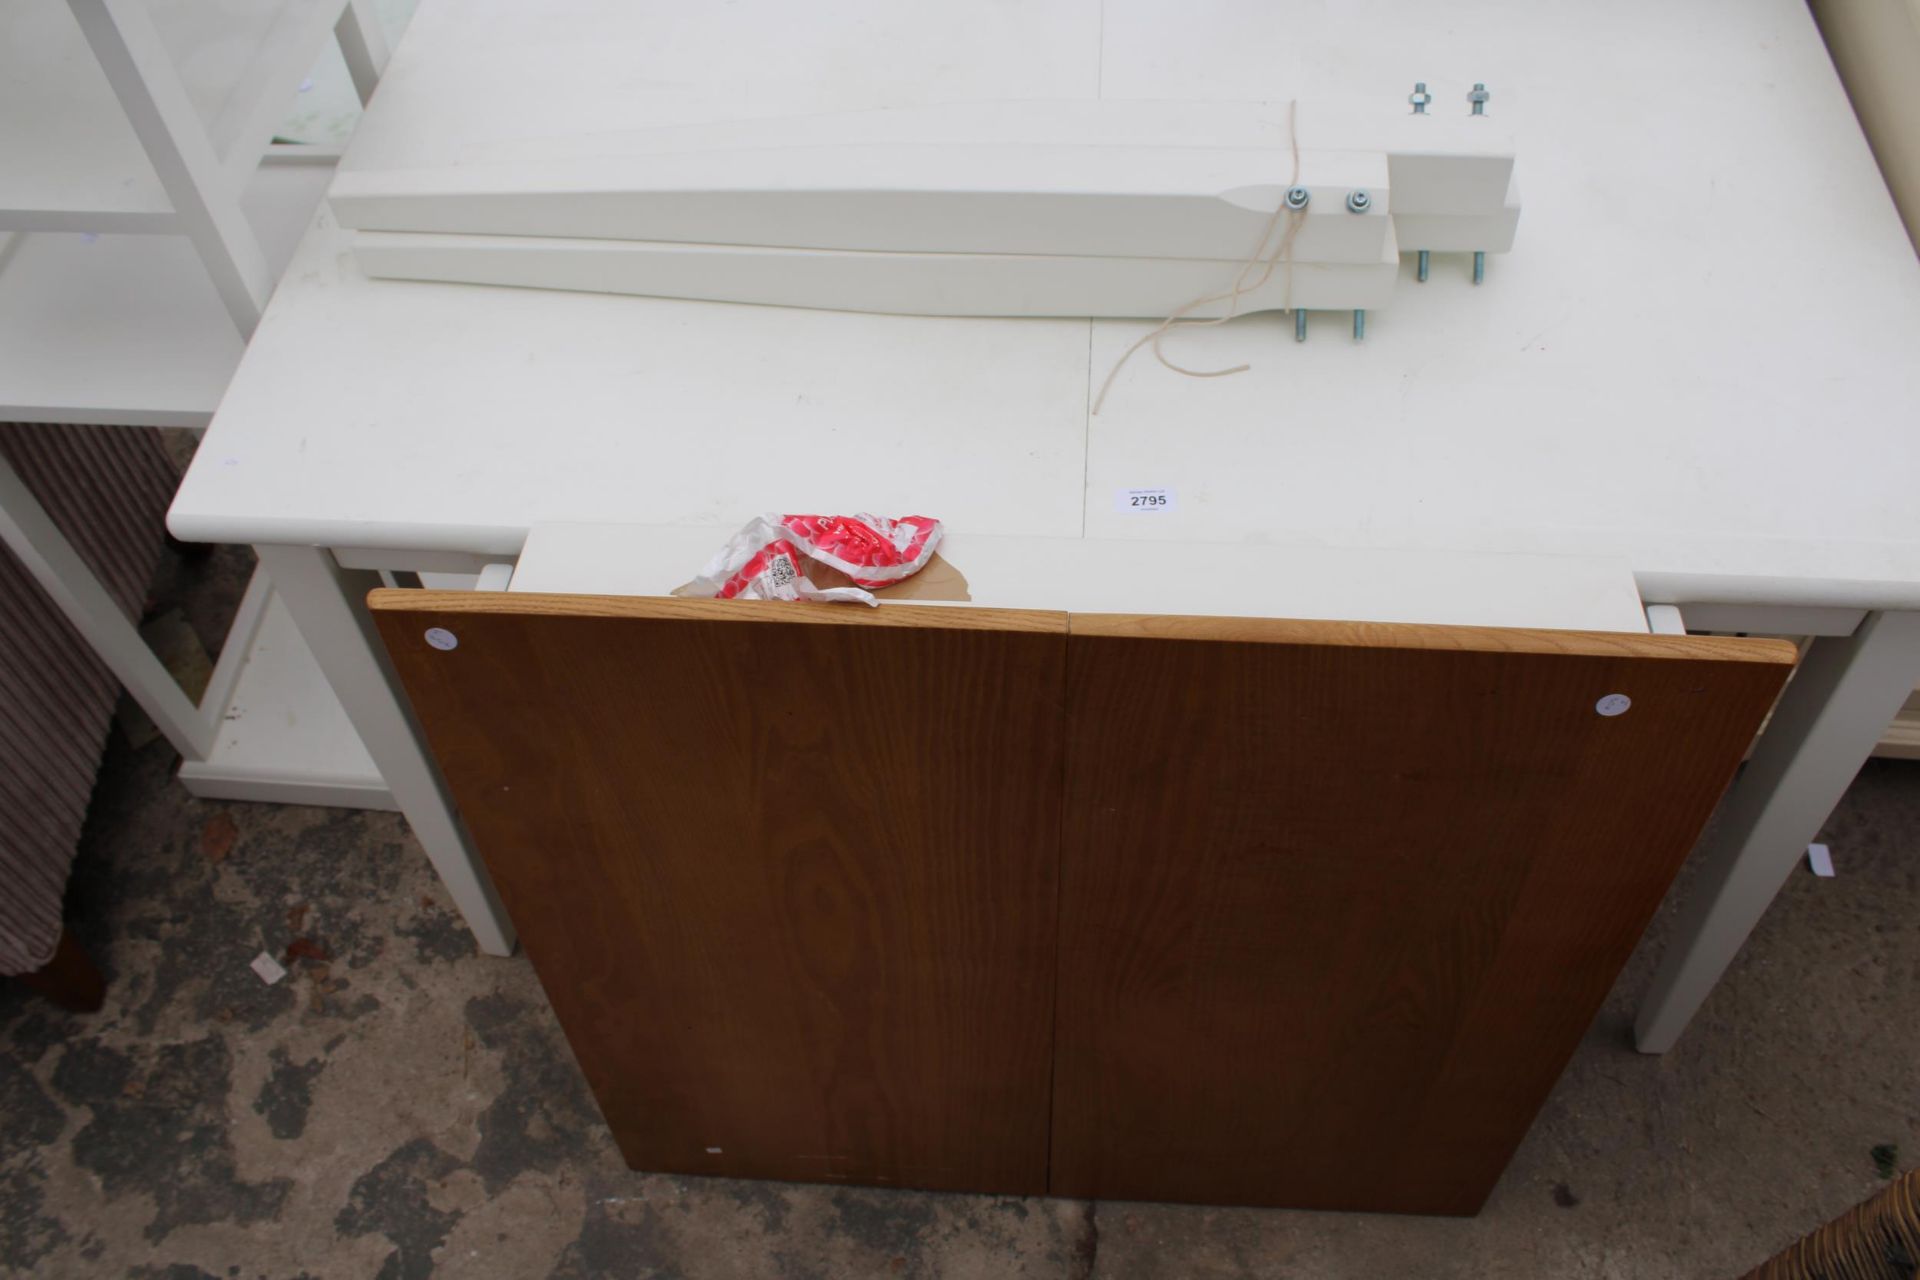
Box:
1346;190;1372;214
1283;185;1310;211
1353;309;1366;341
1417;249;1430;283
1409;82;1431;114
1294;309;1308;343
1469;83;1489;116
1473;250;1486;285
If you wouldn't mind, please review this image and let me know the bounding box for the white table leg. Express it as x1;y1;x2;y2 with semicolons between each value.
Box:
334;0;390;106
254;544;516;957
0;448;214;759
1634;610;1920;1053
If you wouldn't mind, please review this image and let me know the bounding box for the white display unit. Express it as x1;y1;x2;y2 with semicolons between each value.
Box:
1;0;351;231
0;0;394;810
0;163;330;429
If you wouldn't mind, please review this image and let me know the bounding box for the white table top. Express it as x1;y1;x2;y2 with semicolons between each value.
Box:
171;0;1920;611
510;524;1654;634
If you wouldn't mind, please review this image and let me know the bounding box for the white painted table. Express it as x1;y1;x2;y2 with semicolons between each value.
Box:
170;0;1920;1048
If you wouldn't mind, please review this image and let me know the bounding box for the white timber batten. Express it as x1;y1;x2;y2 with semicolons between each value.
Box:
350;233;1403;318
331;99;1518;318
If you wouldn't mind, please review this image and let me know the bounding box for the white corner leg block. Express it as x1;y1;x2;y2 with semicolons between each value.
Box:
254;543;516;957
1634;610;1920;1053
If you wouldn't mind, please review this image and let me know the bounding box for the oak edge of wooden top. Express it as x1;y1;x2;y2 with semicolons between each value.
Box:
369;588;1065;633
368;590;1801;665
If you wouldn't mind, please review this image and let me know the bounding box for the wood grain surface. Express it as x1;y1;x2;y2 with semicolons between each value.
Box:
1049;614;1794;1213
374;591;1794;1211
371;591;1068;1195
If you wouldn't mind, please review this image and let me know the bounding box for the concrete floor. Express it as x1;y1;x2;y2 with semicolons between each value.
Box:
4;545;1919;1278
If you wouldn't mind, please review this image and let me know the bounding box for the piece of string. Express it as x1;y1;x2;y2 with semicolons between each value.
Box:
1091;97;1303;415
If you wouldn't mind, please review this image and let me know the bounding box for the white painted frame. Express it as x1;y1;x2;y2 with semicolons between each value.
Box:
0;448;237;759
0;445;389;817
59;0;386;337
0;1;397;811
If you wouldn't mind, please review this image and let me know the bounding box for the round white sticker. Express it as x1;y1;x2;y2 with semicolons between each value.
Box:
1595;693;1631;717
424;627;459;651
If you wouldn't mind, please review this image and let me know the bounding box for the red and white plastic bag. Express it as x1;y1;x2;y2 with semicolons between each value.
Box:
685;513;944;606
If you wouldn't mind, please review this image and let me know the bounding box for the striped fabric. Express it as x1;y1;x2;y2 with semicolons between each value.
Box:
0;423;178;976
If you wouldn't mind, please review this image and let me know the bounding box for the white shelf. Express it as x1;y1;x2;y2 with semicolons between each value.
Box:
177;585;395;809
1876;689;1920;760
0;159;331;427
0;0;345;231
